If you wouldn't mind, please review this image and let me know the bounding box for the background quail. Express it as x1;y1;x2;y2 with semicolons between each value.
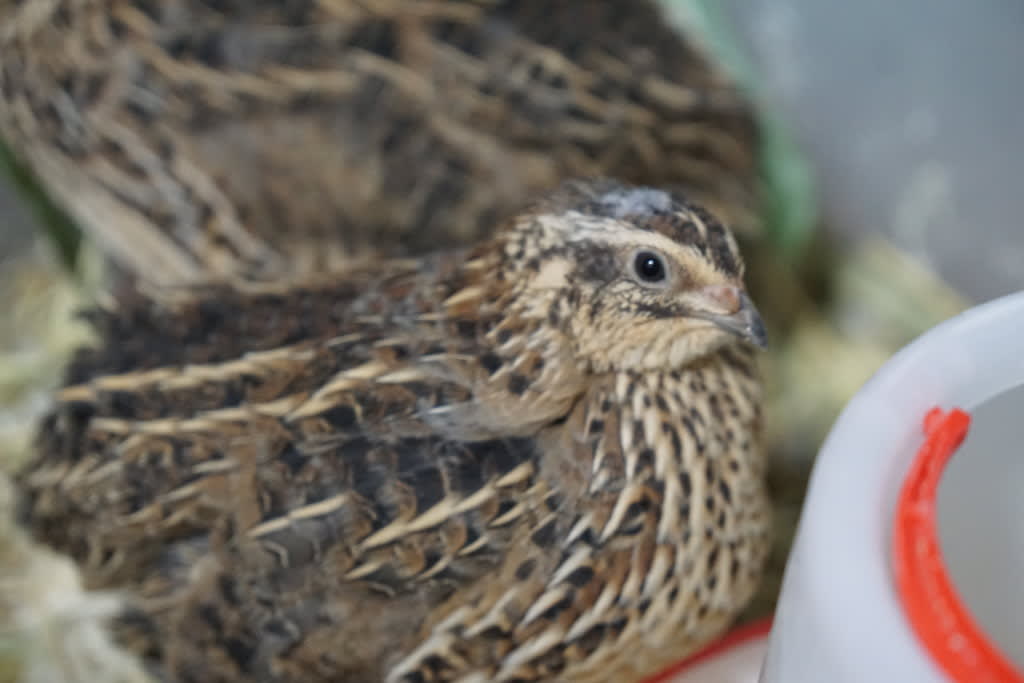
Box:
0;0;761;289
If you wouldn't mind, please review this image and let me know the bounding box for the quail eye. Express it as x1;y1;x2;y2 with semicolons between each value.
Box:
634;251;666;283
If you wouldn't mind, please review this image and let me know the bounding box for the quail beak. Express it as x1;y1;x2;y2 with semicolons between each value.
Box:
691;286;769;350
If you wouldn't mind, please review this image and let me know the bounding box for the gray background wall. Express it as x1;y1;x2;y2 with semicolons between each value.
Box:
721;0;1024;302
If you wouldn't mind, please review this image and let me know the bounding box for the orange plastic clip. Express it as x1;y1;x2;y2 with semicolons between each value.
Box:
893;407;1024;683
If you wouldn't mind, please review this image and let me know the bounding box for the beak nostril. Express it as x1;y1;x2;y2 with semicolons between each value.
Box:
700;285;742;314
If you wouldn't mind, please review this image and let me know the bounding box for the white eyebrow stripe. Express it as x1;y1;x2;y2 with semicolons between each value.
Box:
537;212;728;284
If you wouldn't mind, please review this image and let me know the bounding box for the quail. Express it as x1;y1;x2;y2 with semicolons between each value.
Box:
0;0;761;288
17;179;770;682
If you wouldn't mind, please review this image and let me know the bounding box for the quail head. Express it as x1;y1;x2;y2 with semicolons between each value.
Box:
18;179;770;682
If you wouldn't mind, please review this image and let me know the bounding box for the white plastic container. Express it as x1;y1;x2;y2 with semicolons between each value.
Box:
760;290;1024;682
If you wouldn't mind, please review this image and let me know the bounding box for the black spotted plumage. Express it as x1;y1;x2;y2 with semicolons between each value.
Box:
18;180;770;682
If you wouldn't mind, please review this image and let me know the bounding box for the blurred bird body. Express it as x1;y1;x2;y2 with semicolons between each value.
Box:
18;181;770;682
0;0;761;287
